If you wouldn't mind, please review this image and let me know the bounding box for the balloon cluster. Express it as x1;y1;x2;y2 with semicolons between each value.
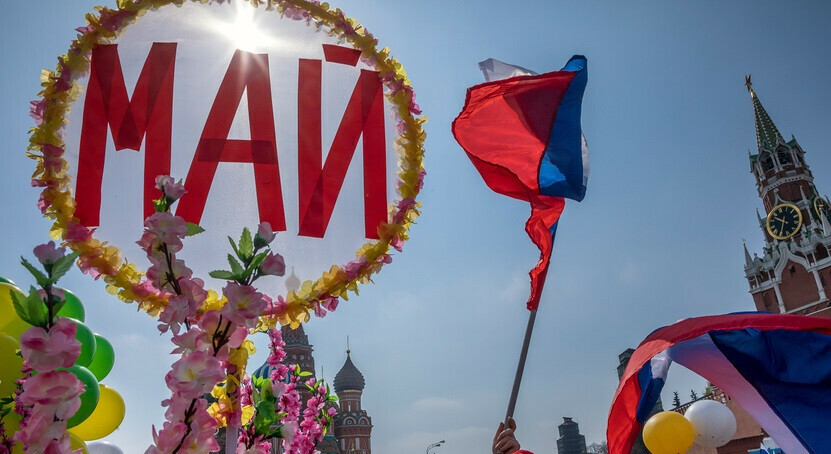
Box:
0;278;126;452
642;400;737;454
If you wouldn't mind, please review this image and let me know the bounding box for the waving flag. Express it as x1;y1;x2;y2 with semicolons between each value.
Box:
452;56;588;310
608;313;831;454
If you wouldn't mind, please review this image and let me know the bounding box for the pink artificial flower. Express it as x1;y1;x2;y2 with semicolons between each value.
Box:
137;230;181;257
261;252;286;276
155;175;187;200
33;241;65;266
344;258;367;280
390;235;404;252
221;283;267;328
19;370;83;417
19;318;81;372
29;99;47;125
144;212;188;245
157;295;194;335
257;222;276;244
40;144;65;174
170;328;209;355
327;406;337;417
37;288;66;307
146;258;192;290
311;302;327;318
263;295;287;318
166;350;224;399
54;57;72;93
65;221;94;243
320;295;339;313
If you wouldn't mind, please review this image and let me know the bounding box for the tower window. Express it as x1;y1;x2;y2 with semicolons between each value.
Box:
778;150;792;165
790;265;796;276
762;154;774;172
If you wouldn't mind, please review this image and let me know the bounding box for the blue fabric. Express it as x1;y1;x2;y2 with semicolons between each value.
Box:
539;55;588;202
710;329;831;453
635;359;665;423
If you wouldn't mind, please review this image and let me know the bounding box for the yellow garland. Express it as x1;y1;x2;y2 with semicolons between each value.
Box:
28;0;426;328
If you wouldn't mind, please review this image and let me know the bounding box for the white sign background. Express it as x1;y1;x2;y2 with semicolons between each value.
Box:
62;2;401;297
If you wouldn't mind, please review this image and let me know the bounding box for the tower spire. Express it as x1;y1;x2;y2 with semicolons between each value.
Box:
746;75;784;152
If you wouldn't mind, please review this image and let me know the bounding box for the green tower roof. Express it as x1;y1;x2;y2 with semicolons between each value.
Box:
746;75;783;153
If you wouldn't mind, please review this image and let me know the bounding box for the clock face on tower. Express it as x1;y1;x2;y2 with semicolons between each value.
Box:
814;196;831;220
766;203;803;240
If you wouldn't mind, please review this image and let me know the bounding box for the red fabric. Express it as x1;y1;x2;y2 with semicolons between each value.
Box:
177;50;286;229
297;60;387;239
322;44;361;66
76;43;176;226
607;313;831;454
514;450;534;454
452;72;574;310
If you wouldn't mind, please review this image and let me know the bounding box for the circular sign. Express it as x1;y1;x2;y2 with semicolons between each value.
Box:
28;0;425;325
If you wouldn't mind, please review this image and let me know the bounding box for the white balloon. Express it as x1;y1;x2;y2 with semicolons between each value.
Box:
685;400;737;448
87;441;125;454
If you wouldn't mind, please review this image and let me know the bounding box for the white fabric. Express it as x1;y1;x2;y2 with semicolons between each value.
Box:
667;334;806;454
477;58;537;82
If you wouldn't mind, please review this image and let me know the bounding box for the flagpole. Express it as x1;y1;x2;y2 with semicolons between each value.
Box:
504;309;538;423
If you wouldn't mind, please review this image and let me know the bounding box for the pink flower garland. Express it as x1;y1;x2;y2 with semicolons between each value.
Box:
143;177;281;454
10;244;85;453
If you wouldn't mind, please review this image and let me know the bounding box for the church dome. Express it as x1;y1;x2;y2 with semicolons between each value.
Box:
333;351;365;393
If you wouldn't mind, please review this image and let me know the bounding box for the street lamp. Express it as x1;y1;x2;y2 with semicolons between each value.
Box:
426;440;445;454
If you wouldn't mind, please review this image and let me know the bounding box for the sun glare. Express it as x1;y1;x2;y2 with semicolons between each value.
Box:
214;2;278;53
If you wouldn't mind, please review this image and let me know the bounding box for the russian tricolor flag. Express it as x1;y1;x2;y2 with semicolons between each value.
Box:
609;313;831;454
453;56;589;310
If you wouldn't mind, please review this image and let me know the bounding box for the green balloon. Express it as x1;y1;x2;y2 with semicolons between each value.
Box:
61;365;100;428
0;277;15;286
86;335;115;381
55;289;85;322
71;320;96;367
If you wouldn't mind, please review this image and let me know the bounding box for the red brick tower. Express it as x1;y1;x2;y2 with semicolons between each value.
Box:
743;76;831;316
333;349;372;454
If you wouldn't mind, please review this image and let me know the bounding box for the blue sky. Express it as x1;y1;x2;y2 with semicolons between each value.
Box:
3;1;831;453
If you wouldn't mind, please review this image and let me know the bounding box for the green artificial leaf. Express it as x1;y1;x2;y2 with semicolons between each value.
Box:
228;236;241;258
209;270;236;280
239;227;254;259
298;371;313;377
253;235;268;250
153;198;167;213
49;251;80;283
242;251;268;280
185;222;206;237
227;254;244;275
327;395;339;402
20;257;49;288
13;286;48;327
254;400;278;435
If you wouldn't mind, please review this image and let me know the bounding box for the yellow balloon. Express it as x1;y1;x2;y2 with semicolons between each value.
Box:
642;411;695;454
0;283;24;329
0;333;24;398
1;410;23;453
1;317;32;340
69;433;90;454
68;385;126;441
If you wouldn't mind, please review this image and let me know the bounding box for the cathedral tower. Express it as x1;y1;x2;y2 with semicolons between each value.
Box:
333;349;372;454
743;76;831;316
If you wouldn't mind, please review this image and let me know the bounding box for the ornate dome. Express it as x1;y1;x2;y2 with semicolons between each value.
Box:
333;351;365;393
